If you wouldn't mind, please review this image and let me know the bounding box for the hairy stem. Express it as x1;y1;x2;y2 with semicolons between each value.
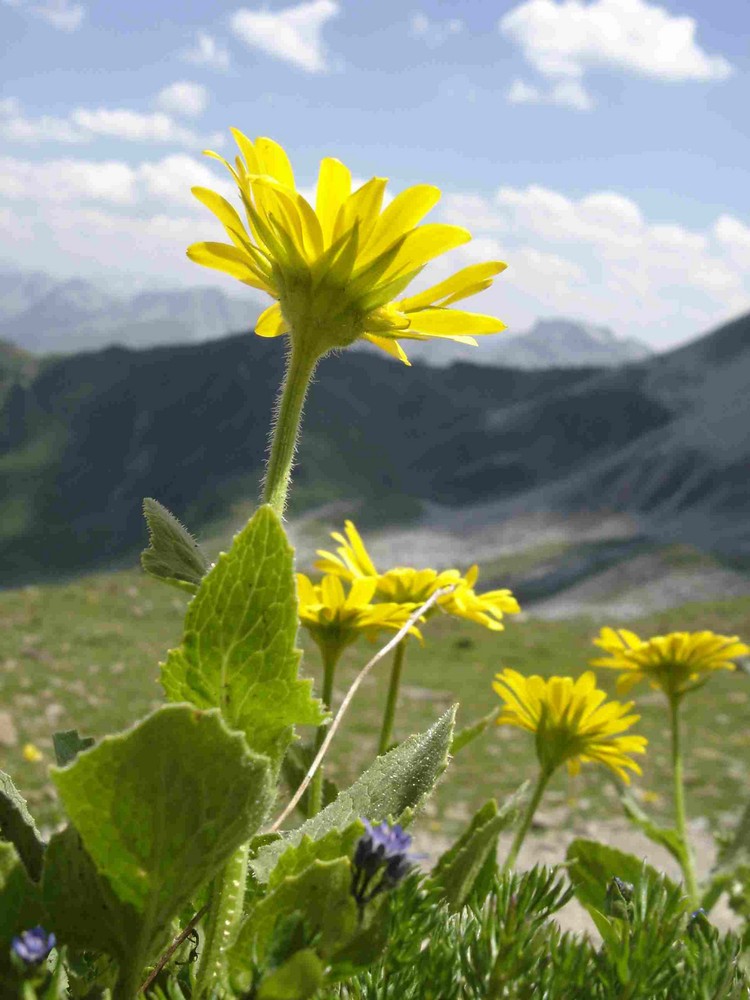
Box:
193;844;249;998
378;640;408;755
262;340;320;517
308;645;342;817
503;768;550;873
670;695;699;907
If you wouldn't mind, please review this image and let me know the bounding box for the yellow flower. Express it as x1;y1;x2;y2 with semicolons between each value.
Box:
297;573;420;659
493;669;647;782
187;130;507;364
591;627;749;698
22;743;43;763
315;519;519;630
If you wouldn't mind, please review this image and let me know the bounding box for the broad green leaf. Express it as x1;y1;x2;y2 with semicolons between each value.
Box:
566;838;674;915
430;786;528;912
141;497;211;592
252;706;457;883
257;949;324;999
53;704;273;966
43;825;138;963
0;844;45;991
161;505;324;770
620;790;687;867
0;770;44;882
52;729;95;768
450;707;500;756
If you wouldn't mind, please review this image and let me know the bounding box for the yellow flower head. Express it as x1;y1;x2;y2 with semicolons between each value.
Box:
297;573;420;659
493;669;647;782
187;130;507;364
591;627;749;699
315;519;520;630
22;743;43;763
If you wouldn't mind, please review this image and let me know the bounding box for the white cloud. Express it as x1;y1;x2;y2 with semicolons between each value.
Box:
3;0;84;31
507;77;593;110
0;99;218;147
409;12;463;47
439;184;750;347
181;32;231;71
230;0;339;73
0;156;138;204
137;153;234;207
156;82;209;119
501;0;732;83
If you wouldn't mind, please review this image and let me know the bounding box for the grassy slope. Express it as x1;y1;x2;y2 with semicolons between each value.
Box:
1;563;748;839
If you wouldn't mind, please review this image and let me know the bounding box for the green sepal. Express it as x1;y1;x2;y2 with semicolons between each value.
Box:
52;729;95;768
51;704;273;976
161;505;324;773
0;770;45;882
252;706;457;883
256;949;324;1000
430;785;528;912
620;789;687;867
450;707;500;756
141;497;211;592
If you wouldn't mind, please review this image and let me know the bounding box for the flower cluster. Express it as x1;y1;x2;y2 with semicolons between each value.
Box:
11;926;56;966
351;820;415;909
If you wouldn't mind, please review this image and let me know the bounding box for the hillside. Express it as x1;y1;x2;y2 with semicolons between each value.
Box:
0;311;748;585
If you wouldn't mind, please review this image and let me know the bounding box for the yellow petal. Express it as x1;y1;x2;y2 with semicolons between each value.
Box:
230;128;261;174
255;302;288;338
255;136;295;188
316;157;352;245
402;308;506;336
365;304;411;333
361;184;441;263
186;242;272;293
363;334;411;365
399;262;507;311
378;224;472;284
333;177;388;247
202;148;241;184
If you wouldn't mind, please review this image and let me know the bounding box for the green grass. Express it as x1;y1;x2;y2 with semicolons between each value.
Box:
1;565;748;842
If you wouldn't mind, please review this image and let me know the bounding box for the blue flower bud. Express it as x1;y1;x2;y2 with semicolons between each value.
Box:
11;926;56;966
351;819;415;908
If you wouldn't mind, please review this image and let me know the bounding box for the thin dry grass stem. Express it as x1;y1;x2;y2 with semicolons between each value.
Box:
269;585;455;832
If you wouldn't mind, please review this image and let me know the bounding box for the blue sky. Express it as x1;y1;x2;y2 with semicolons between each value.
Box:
2;0;749;350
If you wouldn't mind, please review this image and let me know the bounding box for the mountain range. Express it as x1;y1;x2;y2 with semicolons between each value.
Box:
0;265;651;368
0;308;747;586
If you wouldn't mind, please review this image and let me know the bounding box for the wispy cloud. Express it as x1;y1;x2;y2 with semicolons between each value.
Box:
230;0;339;73
155;82;209;119
3;0;84;31
507;77;593;110
409;12;463;47
181;32;231;71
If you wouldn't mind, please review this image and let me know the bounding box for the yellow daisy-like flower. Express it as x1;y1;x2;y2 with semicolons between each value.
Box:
22;743;43;763
297;573;420;659
591;627;749;699
493;669;647;782
187;130;507;365
315;519;519;630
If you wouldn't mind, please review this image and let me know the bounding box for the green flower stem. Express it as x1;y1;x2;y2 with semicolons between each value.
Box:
193;828;250;998
262;339;321;517
503;768;551;873
669;694;699;907
308;645;342;817
378;639;408;756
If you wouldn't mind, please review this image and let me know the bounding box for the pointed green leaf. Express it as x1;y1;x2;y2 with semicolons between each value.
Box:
450;707;501;756
0;770;45;882
52;729;95;768
620;790;687;867
52;705;273;965
252;706;457;882
566;838;676;916
430;785;528;912
141;497;211;592
161;505;324;771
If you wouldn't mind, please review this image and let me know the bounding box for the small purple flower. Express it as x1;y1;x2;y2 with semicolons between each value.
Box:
11;926;56;966
352;820;415;909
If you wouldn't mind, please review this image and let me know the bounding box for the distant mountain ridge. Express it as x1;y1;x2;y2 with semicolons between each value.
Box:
0;265;650;368
0;309;747;586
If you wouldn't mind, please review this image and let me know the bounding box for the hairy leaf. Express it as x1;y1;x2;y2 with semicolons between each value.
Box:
256;949;324;999
52;705;273;965
252;706;456;883
161;505;324;770
0;770;44;882
141;497;210;592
